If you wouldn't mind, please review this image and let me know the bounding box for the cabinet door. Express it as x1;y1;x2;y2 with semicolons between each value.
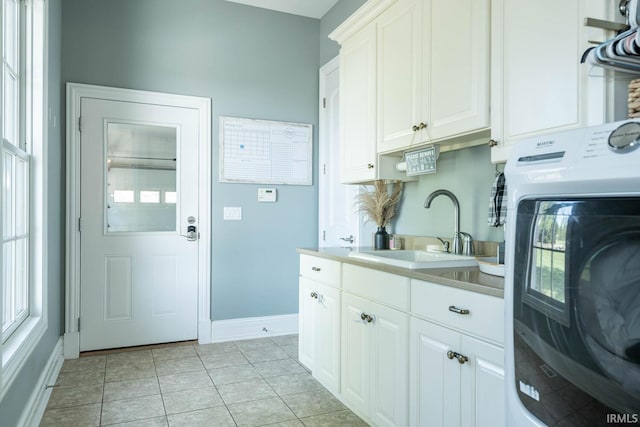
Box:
340;22;377;183
409;317;461;427
490;0;606;162
426;0;490;140
370;302;409;427
460;334;505;427
341;292;371;416
314;283;341;394
298;277;316;370
377;0;422;154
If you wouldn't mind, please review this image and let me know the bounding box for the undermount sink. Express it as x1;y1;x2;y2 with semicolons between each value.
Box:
347;249;478;269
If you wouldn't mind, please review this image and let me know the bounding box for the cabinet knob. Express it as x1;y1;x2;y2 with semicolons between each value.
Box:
360;312;374;323
311;266;321;272
488;139;499;148
448;305;470;315
411;122;427;132
367;163;374;169
310;292;318;299
447;350;469;364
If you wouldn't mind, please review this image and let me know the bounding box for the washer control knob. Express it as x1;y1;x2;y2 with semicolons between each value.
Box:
608;122;640;153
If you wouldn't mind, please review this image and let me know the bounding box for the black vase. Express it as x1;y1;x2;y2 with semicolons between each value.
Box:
374;226;389;250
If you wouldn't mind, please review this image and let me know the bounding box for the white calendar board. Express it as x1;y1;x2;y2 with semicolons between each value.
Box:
219;116;312;185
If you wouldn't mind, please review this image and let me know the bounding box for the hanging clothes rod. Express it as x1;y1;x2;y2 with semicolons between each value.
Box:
584;17;629;32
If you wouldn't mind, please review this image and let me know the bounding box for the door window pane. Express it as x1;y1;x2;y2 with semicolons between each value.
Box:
3;69;18;145
106;122;177;233
3;0;18;70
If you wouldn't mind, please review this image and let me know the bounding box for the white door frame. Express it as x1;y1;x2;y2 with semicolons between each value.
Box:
64;83;212;358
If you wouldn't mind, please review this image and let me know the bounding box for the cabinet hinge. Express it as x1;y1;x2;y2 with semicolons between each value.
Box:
77;317;80;332
323;163;326;175
78;116;82;132
323;98;326;109
78;217;81;232
322;230;326;241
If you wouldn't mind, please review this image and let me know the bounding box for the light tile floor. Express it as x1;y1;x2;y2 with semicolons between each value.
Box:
40;335;369;427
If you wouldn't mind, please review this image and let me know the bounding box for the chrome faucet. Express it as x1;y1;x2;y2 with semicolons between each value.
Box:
424;189;463;254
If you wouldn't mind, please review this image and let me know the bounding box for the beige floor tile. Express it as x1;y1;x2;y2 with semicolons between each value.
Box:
208;364;261;386
195;341;238;356
152;345;197;361
40;403;101;427
61;355;106;373
264;372;322;396
280;344;298;360
155;356;204;376
270;335;298;347
162;386;224;415
55;369;105;387
281;388;345;418
103;416;168;426
106;350;153;366
299;410;369;426
105;360;156;382
167;406;236;427
103;377;160;402
158;370;213;394
252;359;306;378
47;383;103;409
199;350;249;370
101;394;165;425
241;346;289;363
261;421;304;427
216;378;277;405
234;338;278;351
228;397;296;427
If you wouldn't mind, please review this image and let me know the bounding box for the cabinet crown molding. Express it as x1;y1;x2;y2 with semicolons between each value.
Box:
328;0;398;44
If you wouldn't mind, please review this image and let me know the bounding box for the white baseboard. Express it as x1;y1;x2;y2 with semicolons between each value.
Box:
18;337;63;427
211;314;298;343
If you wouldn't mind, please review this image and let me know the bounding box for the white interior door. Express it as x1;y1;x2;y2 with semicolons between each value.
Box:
319;56;361;248
79;97;200;351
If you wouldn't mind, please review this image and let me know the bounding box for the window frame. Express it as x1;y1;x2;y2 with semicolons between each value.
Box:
0;0;48;400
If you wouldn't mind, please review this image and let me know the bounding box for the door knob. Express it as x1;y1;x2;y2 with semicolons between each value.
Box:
340;235;355;244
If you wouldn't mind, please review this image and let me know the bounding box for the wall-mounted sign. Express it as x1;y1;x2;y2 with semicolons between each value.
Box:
404;145;439;176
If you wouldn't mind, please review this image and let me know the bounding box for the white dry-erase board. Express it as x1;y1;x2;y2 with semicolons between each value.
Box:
219;116;313;185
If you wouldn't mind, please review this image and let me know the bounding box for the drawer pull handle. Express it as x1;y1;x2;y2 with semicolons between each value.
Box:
449;305;470;315
311;267;321;272
447;350;469;364
310;292;318;299
360;312;374;323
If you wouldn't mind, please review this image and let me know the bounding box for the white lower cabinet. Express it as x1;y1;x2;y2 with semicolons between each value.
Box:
341;291;409;427
298;277;341;393
410;316;505;427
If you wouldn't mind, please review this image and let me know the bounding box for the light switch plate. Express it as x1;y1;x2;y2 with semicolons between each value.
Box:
223;206;242;220
258;188;277;202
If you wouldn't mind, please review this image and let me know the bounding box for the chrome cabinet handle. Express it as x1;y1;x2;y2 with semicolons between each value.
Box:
310;292;318;299
340;235;355;244
360;312;374;323
449;305;470;315
488;139;499;148
367;163;375;169
412;122;427;131
311;266;321;272
447;350;469;364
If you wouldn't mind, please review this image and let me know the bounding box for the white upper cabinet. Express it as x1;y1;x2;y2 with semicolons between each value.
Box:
490;0;610;162
377;0;490;154
340;21;379;183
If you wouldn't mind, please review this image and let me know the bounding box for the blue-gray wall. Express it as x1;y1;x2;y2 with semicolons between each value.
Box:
393;144;504;244
61;0;320;321
0;0;64;424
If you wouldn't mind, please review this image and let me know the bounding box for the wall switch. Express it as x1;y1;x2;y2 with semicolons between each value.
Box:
223;207;242;220
258;188;277;202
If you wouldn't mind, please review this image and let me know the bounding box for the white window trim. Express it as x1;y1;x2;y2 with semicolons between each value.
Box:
0;0;48;400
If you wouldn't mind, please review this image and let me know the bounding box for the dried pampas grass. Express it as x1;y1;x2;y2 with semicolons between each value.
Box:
356;180;403;227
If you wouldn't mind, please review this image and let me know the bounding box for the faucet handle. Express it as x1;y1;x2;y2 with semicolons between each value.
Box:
436;237;450;253
460;232;474;256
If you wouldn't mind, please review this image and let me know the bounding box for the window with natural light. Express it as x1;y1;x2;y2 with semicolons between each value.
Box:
1;0;48;398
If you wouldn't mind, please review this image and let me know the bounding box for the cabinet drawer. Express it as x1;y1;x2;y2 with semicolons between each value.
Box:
299;255;341;287
411;279;503;344
343;264;409;311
